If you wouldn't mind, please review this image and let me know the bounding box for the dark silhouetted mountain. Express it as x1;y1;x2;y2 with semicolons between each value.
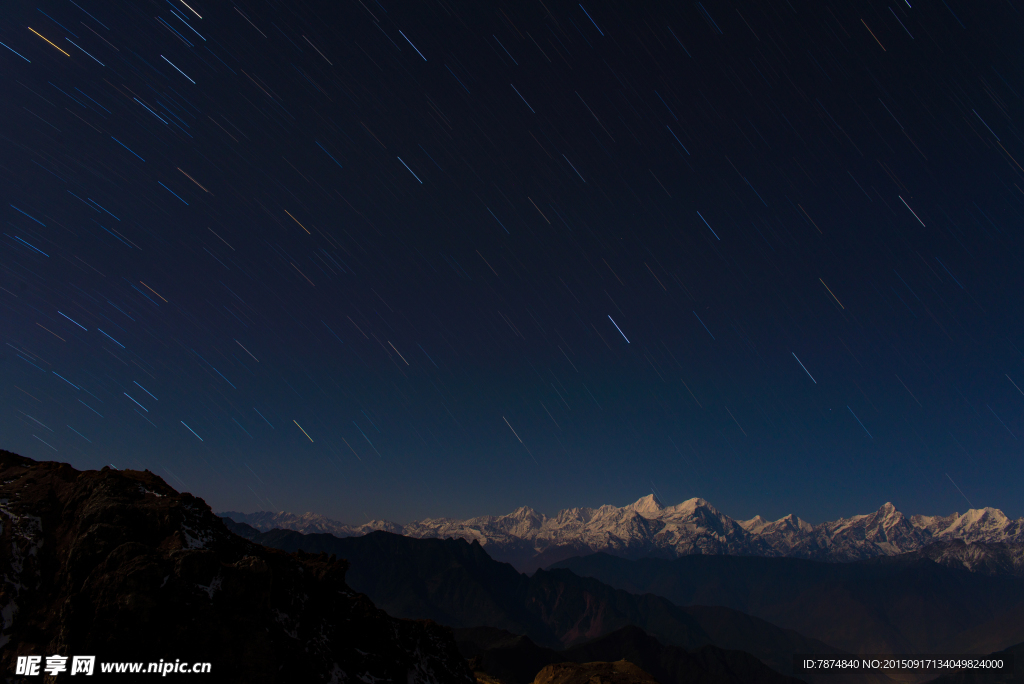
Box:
221;495;1024;572
218;516;261;540
0;451;473;684
452;625;535;658
252;527;707;650
459;625;806;684
458;630;562;684
251;528;889;684
254;527;561;645
551;552;1024;655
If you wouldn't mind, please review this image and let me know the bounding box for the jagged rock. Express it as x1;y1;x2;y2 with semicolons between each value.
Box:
0;450;474;684
457;624;806;684
532;660;660;684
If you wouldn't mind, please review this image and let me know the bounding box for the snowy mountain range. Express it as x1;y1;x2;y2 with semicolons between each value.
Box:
220;495;1024;571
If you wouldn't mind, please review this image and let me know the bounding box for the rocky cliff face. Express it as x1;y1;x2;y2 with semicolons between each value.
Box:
222;494;1024;572
0;450;474;684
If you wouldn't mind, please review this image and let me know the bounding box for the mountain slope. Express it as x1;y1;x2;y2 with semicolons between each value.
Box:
252;528;711;650
221;495;1024;572
251;528;886;684
551;552;1024;655
0;451;473;684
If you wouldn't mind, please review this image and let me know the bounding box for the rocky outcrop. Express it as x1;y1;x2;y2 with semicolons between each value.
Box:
532;660;660;684
0;450;474;684
456;625;806;684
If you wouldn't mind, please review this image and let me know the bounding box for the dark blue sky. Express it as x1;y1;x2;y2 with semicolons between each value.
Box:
2;0;1022;525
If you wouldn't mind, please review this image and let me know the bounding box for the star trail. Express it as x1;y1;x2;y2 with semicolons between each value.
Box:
2;0;1023;524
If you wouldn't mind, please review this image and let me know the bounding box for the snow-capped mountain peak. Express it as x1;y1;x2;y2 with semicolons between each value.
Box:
507;505;542;519
937;507;1020;540
668;496;715;514
911;512;960;535
738;515;769;534
221;498;1024;571
493;506;546;536
763;513;813;534
625;493;664;514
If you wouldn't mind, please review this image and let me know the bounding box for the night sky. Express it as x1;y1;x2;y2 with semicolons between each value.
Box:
2;0;1023;526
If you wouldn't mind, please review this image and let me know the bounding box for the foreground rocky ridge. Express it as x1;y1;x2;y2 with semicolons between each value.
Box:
531;660;660;684
222;494;1024;571
0;450;473;683
454;625;807;684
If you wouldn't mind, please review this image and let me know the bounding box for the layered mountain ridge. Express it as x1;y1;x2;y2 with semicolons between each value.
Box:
222;495;1024;571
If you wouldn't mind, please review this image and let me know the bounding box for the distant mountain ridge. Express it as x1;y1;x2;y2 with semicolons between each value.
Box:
220;495;1024;571
551;551;1024;657
249;528;877;684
